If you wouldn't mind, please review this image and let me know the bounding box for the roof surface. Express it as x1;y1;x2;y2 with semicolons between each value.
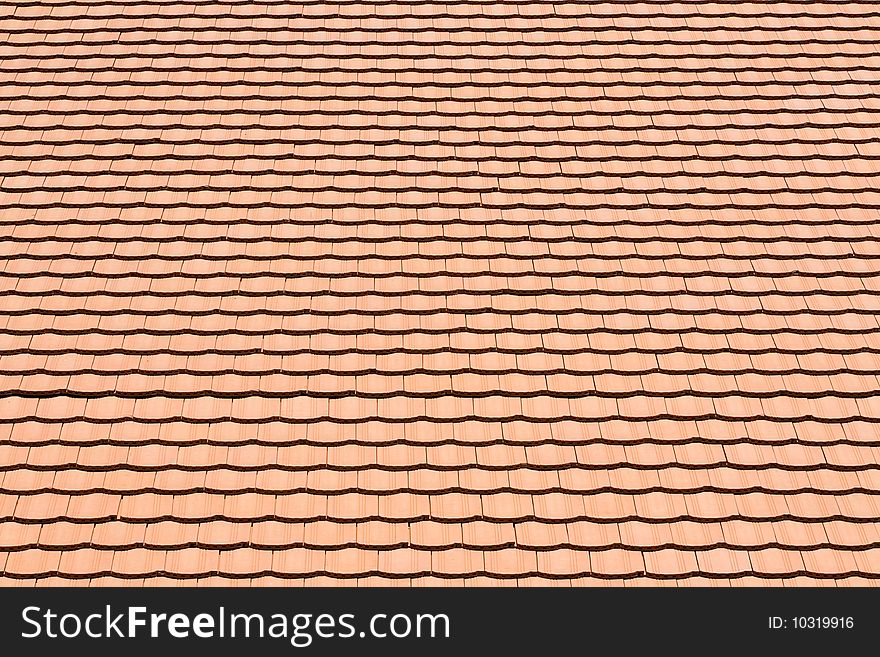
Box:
1;0;880;586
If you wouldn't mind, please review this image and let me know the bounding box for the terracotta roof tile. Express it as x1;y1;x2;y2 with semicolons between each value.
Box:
0;0;879;585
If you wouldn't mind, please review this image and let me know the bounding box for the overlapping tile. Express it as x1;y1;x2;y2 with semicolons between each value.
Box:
0;0;879;585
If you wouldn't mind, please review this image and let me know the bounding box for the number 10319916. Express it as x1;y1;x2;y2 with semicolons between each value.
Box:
768;616;854;630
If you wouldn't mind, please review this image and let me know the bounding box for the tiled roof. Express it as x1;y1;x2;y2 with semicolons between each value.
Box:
1;0;880;586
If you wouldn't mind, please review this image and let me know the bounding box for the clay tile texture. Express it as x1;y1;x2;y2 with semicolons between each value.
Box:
1;0;880;587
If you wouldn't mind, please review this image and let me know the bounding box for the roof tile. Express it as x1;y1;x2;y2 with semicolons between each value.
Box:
1;0;879;586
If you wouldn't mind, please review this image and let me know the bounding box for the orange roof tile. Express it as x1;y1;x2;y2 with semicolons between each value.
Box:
0;0;879;585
